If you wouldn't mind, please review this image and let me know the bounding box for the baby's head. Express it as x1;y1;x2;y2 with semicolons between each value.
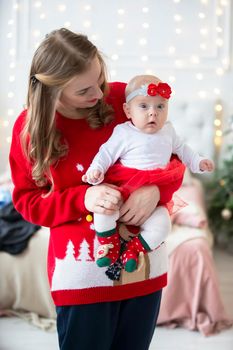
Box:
123;75;172;134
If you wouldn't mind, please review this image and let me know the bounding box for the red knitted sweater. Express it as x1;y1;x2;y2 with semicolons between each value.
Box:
9;82;184;306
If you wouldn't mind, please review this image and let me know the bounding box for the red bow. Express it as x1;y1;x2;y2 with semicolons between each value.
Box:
147;83;172;99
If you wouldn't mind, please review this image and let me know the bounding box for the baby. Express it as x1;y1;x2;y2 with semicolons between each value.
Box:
82;75;214;272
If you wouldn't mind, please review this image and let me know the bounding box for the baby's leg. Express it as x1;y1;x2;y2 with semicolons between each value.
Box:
140;206;171;250
94;211;121;267
94;211;119;233
122;206;171;272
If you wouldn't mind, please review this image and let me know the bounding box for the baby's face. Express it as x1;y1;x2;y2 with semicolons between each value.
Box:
124;94;169;134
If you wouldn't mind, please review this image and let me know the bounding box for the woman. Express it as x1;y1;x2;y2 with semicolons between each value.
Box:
9;28;185;350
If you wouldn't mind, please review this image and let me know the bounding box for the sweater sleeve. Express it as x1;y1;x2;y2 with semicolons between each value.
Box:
9;112;89;228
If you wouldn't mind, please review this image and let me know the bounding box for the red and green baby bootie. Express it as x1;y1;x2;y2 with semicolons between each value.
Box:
96;228;121;267
121;234;151;272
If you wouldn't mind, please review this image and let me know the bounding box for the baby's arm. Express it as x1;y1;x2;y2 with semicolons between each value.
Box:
83;124;127;185
171;123;215;173
199;159;215;172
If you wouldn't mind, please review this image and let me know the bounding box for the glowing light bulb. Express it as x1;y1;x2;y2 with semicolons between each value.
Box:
200;43;207;50
83;20;91;28
214;137;221;146
7;32;13;38
141;55;148;62
175;59;183;67
216;8;223;16
33;30;41;37
175;28;182;34
190;55;200;64
219;179;225;186
168;46;176;54
116;39;124;46
84;4;92;11
40;13;46;19
216;26;223;33
214;119;221;126
215;130;222;137
58;4;66;12
222;58;229;66
8;19;14;25
91;34;98;41
216;38;223;47
9;62;15;69
111;54;119;61
169;76;176;82
34;1;42;7
214;88;221;95
200;0;209;5
174;14;182;21
117;9;125;15
200;27;208;36
215;104;223;112
142;23;149;29
3;120;9;127
139;38;147;45
198;12;206;19
9;48;16;56
8;92;14;98
216;67;224;76
196;73;203;80
8;109;14;116
117;23;125;29
142;7;149;13
64;21;71;28
198;91;207;99
9;75;15;82
110;70;117;77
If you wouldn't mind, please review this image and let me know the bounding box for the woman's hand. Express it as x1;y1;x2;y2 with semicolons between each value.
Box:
84;184;122;215
119;185;160;226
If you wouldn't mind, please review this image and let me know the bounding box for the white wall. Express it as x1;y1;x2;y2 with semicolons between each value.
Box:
0;0;233;174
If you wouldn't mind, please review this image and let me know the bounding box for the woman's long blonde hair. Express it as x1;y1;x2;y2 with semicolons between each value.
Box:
21;28;113;190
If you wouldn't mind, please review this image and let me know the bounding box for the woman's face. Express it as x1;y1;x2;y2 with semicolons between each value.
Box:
58;56;104;111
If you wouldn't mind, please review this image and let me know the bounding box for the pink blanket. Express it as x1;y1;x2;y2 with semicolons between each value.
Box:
171;178;208;229
158;238;233;336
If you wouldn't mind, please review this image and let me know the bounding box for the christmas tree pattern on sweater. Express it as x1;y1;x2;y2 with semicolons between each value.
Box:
51;237;113;290
51;221;168;291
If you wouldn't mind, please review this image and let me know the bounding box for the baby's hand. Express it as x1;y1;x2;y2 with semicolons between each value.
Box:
82;169;105;185
199;159;215;172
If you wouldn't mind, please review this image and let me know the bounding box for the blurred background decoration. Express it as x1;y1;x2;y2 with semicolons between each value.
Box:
0;0;233;173
207;116;233;253
0;1;233;341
